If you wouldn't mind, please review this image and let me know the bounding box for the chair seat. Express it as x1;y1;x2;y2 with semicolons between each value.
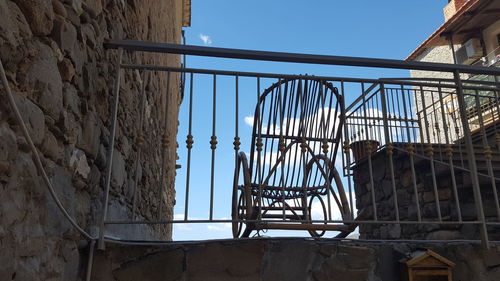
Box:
247;183;329;200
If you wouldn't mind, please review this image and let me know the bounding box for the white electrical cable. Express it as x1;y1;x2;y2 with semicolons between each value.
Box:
0;59;95;240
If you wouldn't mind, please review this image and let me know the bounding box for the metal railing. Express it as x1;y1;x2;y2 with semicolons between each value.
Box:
99;40;500;248
344;78;500;241
12;39;497;249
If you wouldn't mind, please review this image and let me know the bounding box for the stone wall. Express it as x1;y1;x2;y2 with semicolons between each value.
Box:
0;0;183;280
91;238;500;281
352;147;500;241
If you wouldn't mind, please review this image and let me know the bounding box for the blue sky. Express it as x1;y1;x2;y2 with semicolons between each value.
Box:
172;0;447;240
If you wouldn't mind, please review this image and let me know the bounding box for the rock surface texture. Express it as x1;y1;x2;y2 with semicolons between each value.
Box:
353;147;500;241
92;238;500;281
0;0;183;280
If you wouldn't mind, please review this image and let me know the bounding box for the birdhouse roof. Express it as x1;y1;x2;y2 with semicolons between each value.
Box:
403;249;456;268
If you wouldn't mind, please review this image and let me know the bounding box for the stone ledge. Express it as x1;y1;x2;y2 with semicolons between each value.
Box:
91;238;500;281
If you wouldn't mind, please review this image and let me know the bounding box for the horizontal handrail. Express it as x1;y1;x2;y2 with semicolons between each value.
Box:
104;219;482;225
105;39;500;75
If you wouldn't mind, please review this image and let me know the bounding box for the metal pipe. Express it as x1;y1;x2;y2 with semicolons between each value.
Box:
209;74;217;220
119;64;500;92
184;73;194;220
473;90;500;221
448;35;458;65
453;70;489;249
103;218;482;225
98;48;123;250
437;86;463;222
104;40;500;75
85;240;96;281
380;83;400;221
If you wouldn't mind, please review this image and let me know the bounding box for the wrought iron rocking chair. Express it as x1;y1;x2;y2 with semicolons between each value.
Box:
232;78;354;238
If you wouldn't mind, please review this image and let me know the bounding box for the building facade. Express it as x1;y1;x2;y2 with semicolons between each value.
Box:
408;0;500;144
0;0;189;280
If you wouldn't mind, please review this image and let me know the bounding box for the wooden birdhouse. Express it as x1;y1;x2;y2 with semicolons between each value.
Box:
401;249;455;281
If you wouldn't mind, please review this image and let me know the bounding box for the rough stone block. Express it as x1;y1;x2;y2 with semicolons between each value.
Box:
313;245;376;281
262;242;317;281
51;15;77;55
41;130;63;162
52;0;68;17
82;0;103;18
484;247;500;268
69;148;91;179
425;230;461;240
0;0;32;49
26;42;63;120
188;241;264;281
111;149;126;189
62;83;81;117
423;188;452;203
16;0;54;36
78;110;101;158
0;123;18;163
58;58;75;82
113;249;185;281
12;93;46;145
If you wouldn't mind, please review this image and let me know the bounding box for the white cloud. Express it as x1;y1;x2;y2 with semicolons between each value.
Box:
309;193;357;221
199;33;212;45
206;218;231;232
244;116;254;127
173;213;193;231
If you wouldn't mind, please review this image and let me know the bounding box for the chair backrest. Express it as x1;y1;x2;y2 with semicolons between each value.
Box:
249;78;345;190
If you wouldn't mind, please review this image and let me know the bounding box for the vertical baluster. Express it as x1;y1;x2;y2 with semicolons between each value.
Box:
422;88;442;222
209;74;217;220
420;86;432;144
377;89;383;142
438;87;462;222
406;88;417;142
413;88;424;143
233;75;241;232
389;87;397;143
448;90;466;167
453;70;489;249
494;91;500;153
419;86;435;221
381;83;399;221
98;47;123;250
394;88;404;143
407;85;423;222
430;90;442;157
427;143;442;222
184;73;194;221
256;77;263;218
234;75;240;162
474;89;500;221
400;85;413;143
361;82;377;220
341;81;354;220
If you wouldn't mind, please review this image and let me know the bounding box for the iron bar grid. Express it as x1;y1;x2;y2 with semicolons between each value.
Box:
93;41;500;248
